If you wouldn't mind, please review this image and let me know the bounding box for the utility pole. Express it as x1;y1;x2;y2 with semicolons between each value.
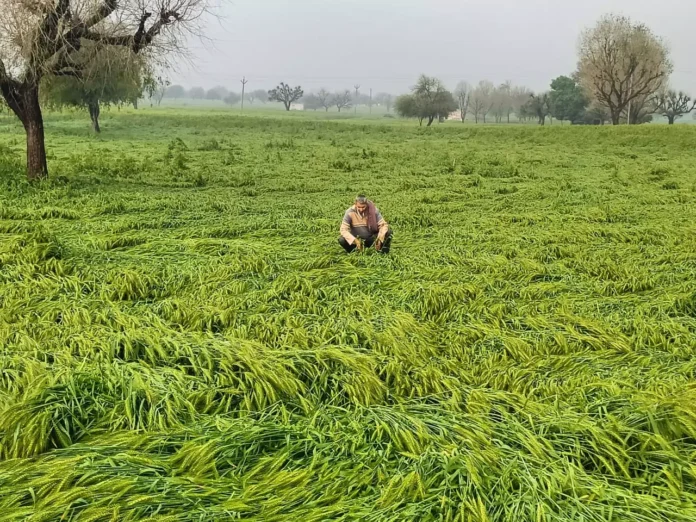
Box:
369;88;372;115
354;84;360;115
240;77;248;111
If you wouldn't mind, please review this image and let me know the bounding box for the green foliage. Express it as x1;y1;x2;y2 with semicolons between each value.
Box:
395;75;457;126
223;92;241;106
42;43;149;112
550;75;589;123
2;109;696;520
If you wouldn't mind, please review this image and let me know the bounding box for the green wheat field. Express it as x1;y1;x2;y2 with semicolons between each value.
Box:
2;109;696;521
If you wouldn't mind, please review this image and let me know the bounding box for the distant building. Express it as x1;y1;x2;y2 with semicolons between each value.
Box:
448;110;462;121
290;103;304;111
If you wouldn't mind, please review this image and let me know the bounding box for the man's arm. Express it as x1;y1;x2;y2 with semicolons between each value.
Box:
375;208;389;241
340;211;356;244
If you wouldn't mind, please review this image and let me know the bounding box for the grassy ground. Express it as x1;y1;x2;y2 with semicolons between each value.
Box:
1;109;696;521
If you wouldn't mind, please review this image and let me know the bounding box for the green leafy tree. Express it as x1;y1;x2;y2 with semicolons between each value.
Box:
165;85;186;100
206;86;228;101
0;0;211;180
42;44;151;133
268;83;303;111
189;87;205;100
302;93;322;111
223;92;241;106
395;94;418;121
395;75;457;126
249;89;268;104
549;76;589;124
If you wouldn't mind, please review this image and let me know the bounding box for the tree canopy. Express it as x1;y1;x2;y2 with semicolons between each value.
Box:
549;76;589;124
268;83;303;111
189;87;206;100
0;0;213;179
395;75;457;126
332;90;352;112
224;92;241;106
577;14;672;125
166;85;186;99
653;90;696;124
42;43;151;132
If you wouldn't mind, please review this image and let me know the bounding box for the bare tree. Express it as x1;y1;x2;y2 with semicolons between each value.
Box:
653;90;696;124
453;81;470;122
491;82;513;123
498;81;514;123
148;76;169;106
0;0;212;180
469;80;494;123
510;85;532;122
316;88;331;112
301;93;321;111
268;82;303;111
577;14;672;125
526;93;552;125
623;92;653;124
332;90;352;112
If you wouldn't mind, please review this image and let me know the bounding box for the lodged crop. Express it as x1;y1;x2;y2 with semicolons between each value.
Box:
1;110;696;520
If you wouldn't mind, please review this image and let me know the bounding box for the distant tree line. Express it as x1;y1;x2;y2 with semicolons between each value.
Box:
43;11;691;137
299;88;394;113
393;14;694;126
162;84;270;105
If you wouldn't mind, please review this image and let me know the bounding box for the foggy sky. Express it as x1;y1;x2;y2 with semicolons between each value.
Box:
171;0;696;94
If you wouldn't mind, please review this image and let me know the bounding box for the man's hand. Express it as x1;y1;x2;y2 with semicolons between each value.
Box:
354;238;364;252
375;239;383;251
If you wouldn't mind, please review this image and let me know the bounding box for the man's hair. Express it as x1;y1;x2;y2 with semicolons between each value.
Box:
355;194;368;204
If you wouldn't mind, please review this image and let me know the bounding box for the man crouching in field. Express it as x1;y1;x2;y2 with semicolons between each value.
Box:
339;195;392;253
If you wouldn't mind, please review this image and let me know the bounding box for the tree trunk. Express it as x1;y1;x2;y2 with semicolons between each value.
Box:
88;101;101;133
284;100;291;111
25;106;48;181
1;82;48;180
611;110;621;125
668;115;675;125
427;116;434;126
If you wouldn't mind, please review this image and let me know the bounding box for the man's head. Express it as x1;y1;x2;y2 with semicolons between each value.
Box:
355;194;368;213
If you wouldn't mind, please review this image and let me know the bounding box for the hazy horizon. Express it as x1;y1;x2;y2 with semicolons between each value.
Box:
169;0;696;95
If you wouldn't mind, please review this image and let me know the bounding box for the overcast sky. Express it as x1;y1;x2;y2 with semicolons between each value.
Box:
171;0;696;94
